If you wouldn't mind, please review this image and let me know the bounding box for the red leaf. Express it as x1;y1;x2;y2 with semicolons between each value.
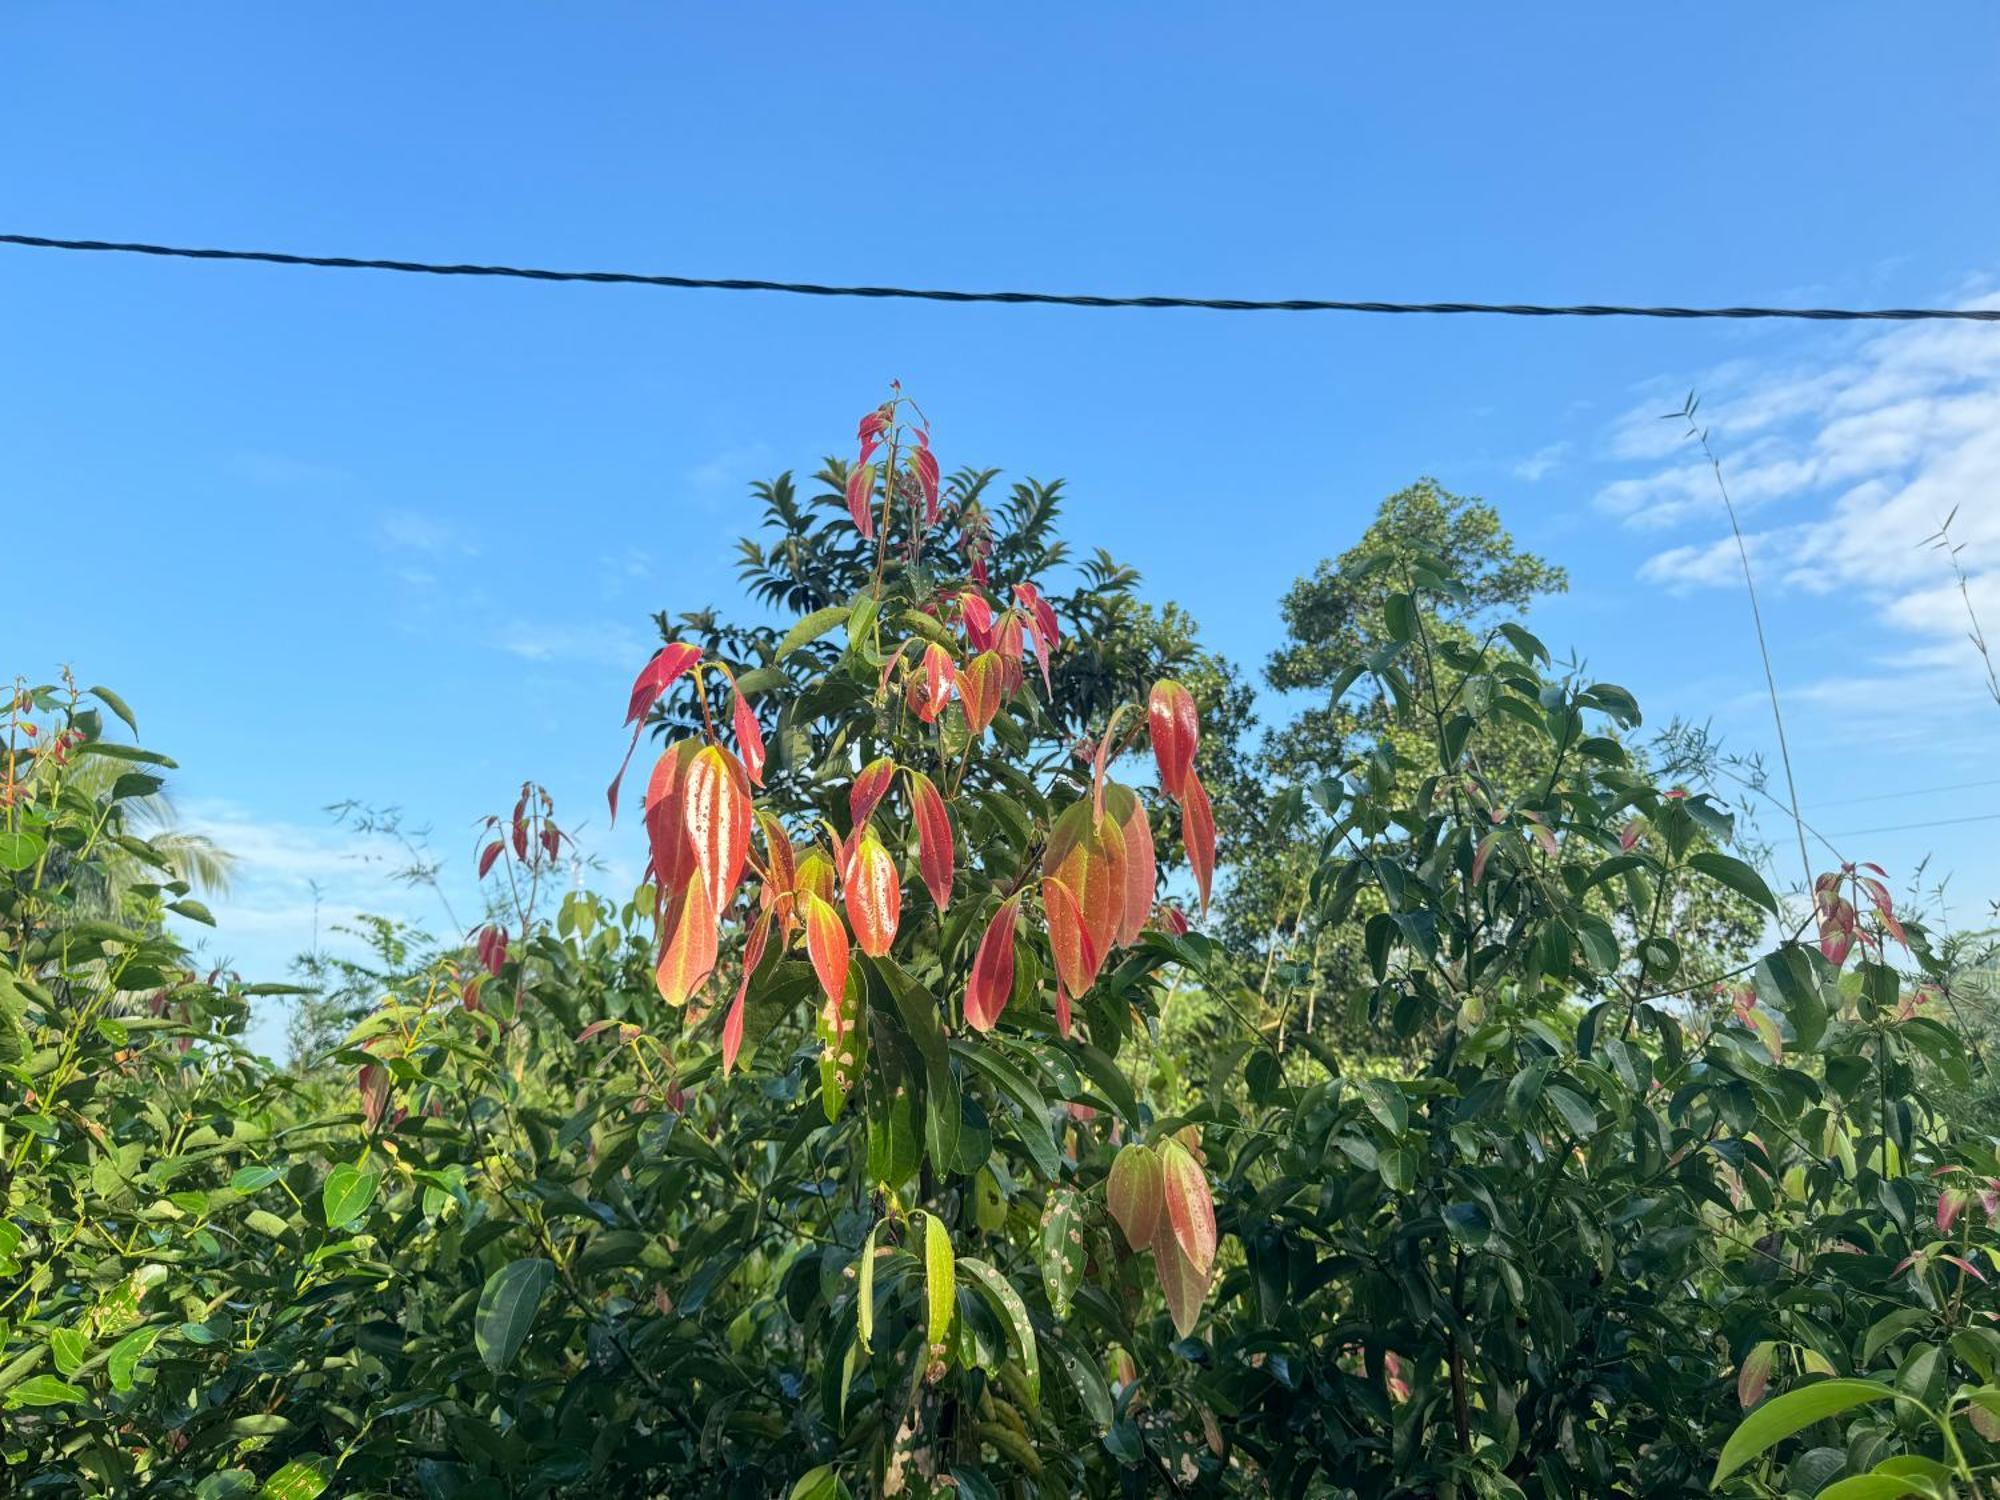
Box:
478;840;504;879
908;769;955;911
911;446;941;525
1147;681;1200;799
1944;1254;1988;1283
625;642;701;727
1015;580;1061;649
1940;1190;1965;1235
803;892;851;1007
1179;769;1216;917
684;746;752;915
1054;981;1074;1039
654;876;719;1006
846;462;877;539
1107;1142;1165;1251
358;1062;390;1133
843;830;902;958
1472;831;1505;888
960;590;994;651
731;687;767;788
1159;1136;1217;1278
964;897;1020;1032
851;756;897;831
1619;819;1643;852
609;642;701;820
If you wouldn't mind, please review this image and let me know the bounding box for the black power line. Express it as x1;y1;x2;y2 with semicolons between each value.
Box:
6;232;2000;322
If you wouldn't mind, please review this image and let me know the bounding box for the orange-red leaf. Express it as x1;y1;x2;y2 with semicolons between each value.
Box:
803;892;850;1007
964;897;1020;1032
1054;981;1075;1039
994;614;1027;696
1107;1142;1164;1251
643;740;703;899
846;461;877;538
721;909;772;1074
1107;786;1156;948
1153;1220;1214;1338
843;829;902;957
731;687;767;787
1042;876;1100;1001
1179;769;1216;917
655;876;719;1006
907;770;955;911
851;756;897;830
959;651;1004;736
685;745;752;915
913;643;957;724
1147;680;1199;799
1159;1136;1217;1278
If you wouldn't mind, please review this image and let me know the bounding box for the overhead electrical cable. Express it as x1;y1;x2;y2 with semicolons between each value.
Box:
5;233;2000;321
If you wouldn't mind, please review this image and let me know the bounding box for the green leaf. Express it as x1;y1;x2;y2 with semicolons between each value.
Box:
474;1257;554;1373
230;1164;283;1194
260;1457;331;1500
49;1329;88;1378
775;604;850;662
1816;1477;1935;1500
168;898;216;926
195;1473;258;1500
921;1211;955;1358
1358;1078;1408;1137
1688;850;1779;917
107;1324;162;1391
1051;1335;1114;1434
1712;1378;1896;1483
0;829;46;872
857;1222;879;1353
957;1256;1042;1414
5;1375;87;1408
788;1464;851;1500
320;1159;381;1226
88;684;139;734
1041;1186;1086;1321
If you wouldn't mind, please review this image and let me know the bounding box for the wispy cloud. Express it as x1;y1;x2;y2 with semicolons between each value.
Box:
378;508;479;556
496;618;650;667
1598;293;2000;720
1512;440;1571;482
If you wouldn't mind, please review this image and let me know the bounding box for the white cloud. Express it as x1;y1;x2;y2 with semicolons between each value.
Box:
378;508;478;556
496;619;649;667
1597;292;2000;712
1512;441;1571;482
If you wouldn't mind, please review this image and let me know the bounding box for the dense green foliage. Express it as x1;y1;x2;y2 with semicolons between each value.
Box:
4;401;1998;1499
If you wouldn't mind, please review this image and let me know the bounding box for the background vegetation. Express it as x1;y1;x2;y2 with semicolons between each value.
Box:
4;394;1997;1499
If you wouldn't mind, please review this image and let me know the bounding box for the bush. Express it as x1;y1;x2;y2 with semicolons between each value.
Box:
4;397;1997;1498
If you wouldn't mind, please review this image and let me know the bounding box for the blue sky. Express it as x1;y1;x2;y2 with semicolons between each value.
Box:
6;5;1999;1055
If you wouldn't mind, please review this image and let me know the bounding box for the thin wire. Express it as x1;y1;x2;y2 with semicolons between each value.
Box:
1825;810;2000;839
1806;775;2000;810
6;233;2000;321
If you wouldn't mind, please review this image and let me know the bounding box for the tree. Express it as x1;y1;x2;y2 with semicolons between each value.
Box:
1218;480;1761;1060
